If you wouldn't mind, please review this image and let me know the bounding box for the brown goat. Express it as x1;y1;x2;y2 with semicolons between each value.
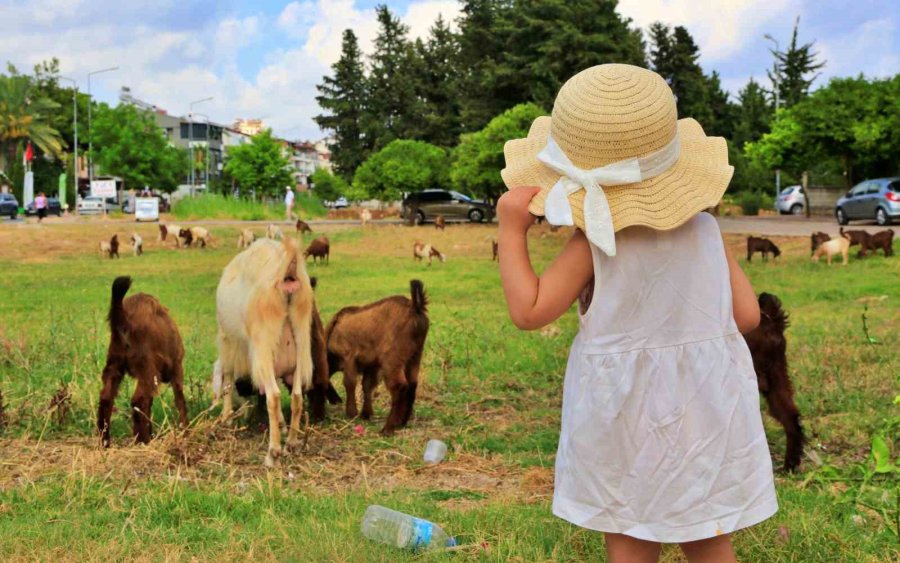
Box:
492;239;499;261
305;236;330;264
296;219;312;234
99;234;120;259
97;277;187;447
435;215;446;230
746;236;781;262
810;231;831;256
743;292;804;472
866;229;894;257
839;227;871;256
326;280;429;436
413;241;445;265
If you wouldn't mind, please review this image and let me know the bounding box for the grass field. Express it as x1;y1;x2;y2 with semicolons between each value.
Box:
171;193;327;221
0;219;896;562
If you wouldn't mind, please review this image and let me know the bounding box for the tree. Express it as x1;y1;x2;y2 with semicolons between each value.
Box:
502;0;647;109
450;102;545;202
767;17;826;109
92;103;188;192
223;129;294;198
310;167;348;202
0;71;65;173
416;16;462;148
352;140;449;201
705;71;737;138
733;78;772;149
315;30;369;180
366;5;424;149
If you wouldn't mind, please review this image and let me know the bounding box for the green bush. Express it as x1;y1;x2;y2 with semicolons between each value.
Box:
172;193;326;221
736;191;768;216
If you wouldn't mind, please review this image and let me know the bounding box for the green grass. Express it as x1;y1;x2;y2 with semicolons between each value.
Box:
0;224;896;561
171;193;327;221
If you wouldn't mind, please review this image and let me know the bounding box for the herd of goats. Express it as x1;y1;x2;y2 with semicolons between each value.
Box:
90;216;895;470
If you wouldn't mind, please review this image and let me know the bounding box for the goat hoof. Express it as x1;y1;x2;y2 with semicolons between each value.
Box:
264;449;282;468
379;427;396;437
285;438;303;454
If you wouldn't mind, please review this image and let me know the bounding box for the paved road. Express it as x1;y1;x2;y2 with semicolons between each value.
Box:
1;214;894;238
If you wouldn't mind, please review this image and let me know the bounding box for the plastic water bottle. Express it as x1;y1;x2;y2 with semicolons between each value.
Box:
361;505;456;551
423;439;448;465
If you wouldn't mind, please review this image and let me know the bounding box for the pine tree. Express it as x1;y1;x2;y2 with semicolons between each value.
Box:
367;5;424;149
649;24;712;128
733;78;771;148
706;71;738;138
417;16;462;148
315;29;369;179
767;17;826;108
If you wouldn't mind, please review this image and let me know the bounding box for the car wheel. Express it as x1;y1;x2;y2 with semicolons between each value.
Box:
875;207;891;226
790;204;803;215
415;210;426;225
468;208;485;222
836;207;849;225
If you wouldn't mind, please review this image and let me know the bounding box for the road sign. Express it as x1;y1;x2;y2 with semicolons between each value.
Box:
91;179;116;198
135;197;159;222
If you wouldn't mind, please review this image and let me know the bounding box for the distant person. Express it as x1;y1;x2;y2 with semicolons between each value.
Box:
35;191;49;223
141;186;152;197
284;185;295;220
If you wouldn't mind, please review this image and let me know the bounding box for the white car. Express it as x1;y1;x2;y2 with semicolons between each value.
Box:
774;185;806;215
77;196;117;214
326;196;349;209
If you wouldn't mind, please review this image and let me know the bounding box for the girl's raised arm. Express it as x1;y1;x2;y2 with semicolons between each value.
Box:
722;236;760;333
497;187;594;331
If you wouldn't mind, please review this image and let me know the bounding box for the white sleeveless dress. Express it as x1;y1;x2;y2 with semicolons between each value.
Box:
552;212;778;543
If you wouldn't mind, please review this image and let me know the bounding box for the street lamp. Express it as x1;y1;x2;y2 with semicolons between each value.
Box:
194;112;212;191
87;66;119;187
188;97;213;194
58;76;78;208
764;34;781;200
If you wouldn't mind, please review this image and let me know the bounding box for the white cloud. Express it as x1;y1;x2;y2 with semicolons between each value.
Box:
405;0;461;41
215;15;263;54
617;0;798;64
816;17;899;83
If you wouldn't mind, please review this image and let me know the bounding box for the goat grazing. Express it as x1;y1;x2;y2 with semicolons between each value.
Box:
97;277;187;447
130;233;143;257
216;237;314;466
743;292;804;471
179;226;211;248
158;224;183;248
212;277;341;424
99;234;119;259
867;229;894;257
237;229;256;249
435;215;446;230
326;280;429;436
360;209;372;227
839;227;871;256
305;236;330;265
492;239;499;261
810;231;831;256
296;220;312;234
812;235;850;265
267;224;285;240
413;241;445;266
746;236;781;262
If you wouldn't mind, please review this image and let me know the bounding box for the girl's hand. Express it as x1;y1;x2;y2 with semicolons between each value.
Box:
498;186;541;232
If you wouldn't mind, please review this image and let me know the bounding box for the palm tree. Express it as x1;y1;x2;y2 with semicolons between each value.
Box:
0;74;65;173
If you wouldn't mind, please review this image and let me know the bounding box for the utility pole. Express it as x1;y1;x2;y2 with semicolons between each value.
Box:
764;34;781;201
195;113;212;192
188;97;213;196
59;76;77;210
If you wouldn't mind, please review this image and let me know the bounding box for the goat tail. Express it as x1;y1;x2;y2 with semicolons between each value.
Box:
109;276;132;333
410;279;428;314
758;292;789;332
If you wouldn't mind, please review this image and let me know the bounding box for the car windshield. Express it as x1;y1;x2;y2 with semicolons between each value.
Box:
450;191;473;202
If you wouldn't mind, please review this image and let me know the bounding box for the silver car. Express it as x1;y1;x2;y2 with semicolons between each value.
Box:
835;177;900;226
774;185;806;215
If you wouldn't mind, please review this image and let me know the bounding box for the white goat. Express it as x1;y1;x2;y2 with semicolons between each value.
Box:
130;232;143;256
237;229;256;249
216;237;314;467
266;224;284;240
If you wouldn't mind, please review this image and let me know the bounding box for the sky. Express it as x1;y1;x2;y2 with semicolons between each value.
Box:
0;0;897;141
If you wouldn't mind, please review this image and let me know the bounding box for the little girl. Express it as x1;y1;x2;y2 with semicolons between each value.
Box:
497;65;777;562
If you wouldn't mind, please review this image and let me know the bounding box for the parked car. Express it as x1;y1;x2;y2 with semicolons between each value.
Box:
77;195;118;215
835;177;900;226
402;190;494;223
0;193;18;219
325;196;349;209
24;197;63;217
774;185;806;215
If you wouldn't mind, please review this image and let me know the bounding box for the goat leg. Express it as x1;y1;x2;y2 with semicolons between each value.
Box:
131;376;156;444
97;355;126;447
361;371;378;420
762;387;804;472
343;362;361;419
381;369;409;436
170;365;188;429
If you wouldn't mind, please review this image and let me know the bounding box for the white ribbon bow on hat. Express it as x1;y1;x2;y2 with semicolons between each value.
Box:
536;134;681;257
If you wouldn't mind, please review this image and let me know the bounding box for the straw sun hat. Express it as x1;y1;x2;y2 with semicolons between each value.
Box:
502;64;733;254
